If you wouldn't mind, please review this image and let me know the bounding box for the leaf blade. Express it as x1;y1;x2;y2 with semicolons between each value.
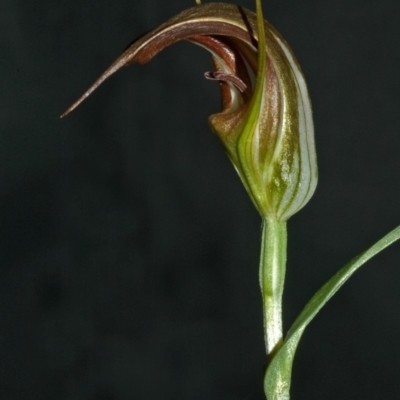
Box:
264;225;400;400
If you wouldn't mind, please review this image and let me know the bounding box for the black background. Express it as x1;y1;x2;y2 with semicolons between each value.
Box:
2;0;400;399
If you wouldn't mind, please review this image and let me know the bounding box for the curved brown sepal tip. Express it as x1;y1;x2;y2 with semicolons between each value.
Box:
60;51;131;118
60;3;259;118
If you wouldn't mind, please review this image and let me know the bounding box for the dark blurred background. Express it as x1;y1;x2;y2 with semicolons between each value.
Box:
2;0;400;399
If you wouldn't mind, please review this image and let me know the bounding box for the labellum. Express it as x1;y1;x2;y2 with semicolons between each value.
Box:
63;1;318;221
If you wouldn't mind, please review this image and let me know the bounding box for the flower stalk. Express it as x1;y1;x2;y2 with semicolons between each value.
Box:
260;218;287;358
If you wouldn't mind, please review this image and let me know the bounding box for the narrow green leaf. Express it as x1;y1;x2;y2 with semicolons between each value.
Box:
264;225;400;400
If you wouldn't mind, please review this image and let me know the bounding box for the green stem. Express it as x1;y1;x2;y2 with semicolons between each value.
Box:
259;218;287;358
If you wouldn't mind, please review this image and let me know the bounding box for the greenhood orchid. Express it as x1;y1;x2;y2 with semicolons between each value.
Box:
62;2;400;400
63;1;317;221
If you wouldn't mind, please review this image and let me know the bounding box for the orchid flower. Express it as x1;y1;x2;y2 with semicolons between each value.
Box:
62;2;400;400
62;1;317;222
